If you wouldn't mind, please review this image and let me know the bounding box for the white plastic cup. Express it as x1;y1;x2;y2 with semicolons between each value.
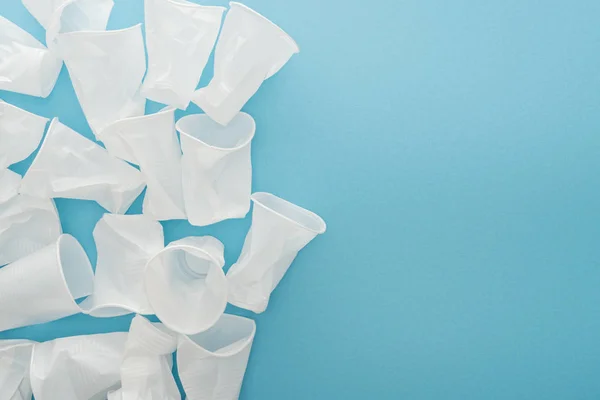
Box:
30;332;128;400
19;118;146;214
0;234;94;332
192;2;299;125
79;214;164;317
145;236;228;335
177;313;256;400
100;107;186;220
0;340;35;400
56;24;146;138
0;15;62;98
227;192;326;313
0;195;62;267
108;315;179;400
21;0;70;29
142;0;225;109
177;112;255;226
0;100;49;170
0;169;21;204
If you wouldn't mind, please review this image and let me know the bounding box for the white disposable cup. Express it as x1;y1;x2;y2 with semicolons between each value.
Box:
0;340;35;400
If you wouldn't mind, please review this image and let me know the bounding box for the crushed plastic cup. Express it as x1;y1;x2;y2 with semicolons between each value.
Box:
0;195;61;267
21;0;69;29
177;112;255;226
107;315;179;400
0;15;62;98
0;100;49;169
145;236;228;335
79;214;164;317
30;332;128;400
19;118;146;214
46;0;114;51
192;2;299;125
142;0;225;109
227;192;326;313
0;234;93;332
0;340;35;400
0;169;21;203
177;313;256;400
56;24;146;138
100;108;186;220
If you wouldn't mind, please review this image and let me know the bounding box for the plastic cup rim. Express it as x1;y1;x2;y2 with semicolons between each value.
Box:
176;112;256;152
251;192;327;235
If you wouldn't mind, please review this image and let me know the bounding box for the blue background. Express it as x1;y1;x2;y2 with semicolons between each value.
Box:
2;0;600;399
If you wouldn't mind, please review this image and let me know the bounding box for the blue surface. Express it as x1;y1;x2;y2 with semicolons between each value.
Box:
2;0;600;398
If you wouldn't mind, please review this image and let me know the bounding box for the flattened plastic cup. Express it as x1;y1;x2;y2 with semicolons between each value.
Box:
177;313;256;400
0;234;94;332
227;192;326;313
19;118;146;214
192;2;299;125
177;112;255;226
0;339;35;400
145;236;228;335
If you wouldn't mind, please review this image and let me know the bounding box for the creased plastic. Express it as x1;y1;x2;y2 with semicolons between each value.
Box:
0;194;61;267
101;107;186;220
80;214;164;317
227;192;326;313
107;315;180;400
19;118;146;214
177;313;256;400
0;100;49;169
21;0;69;29
0;169;21;204
0;340;35;400
177;112;254;226
56;24;146;138
0;15;62;98
192;2;299;125
0;234;93;332
30;332;128;400
145;236;228;334
142;0;225;109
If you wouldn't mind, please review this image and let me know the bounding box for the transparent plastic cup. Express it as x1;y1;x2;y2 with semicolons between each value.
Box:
101;107;186;220
0;234;94;332
19;118;146;214
0;195;62;267
177;313;256;400
227;192;326;313
142;0;225;109
0;15;62;98
177;112;255;226
192;2;299;125
145;236;228;335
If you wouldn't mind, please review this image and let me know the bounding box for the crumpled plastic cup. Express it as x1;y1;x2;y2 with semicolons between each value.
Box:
0;194;62;267
145;236;228;335
177;313;256;400
177;112;255;226
107;315;180;400
0;100;49;170
30;332;128;400
0;234;93;332
0;339;36;400
227;192;326;313
55;24;146;138
0;15;62;98
100;107;186;220
192;2;299;125
19;118;146;214
79;214;164;317
0;169;21;204
142;0;225;109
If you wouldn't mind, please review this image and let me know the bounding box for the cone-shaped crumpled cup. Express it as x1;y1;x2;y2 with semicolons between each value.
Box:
142;0;225;109
177;313;256;400
177;112;255;226
19;118;146;214
0;339;36;400
227;192;326;313
145;236;228;335
192;2;299;125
